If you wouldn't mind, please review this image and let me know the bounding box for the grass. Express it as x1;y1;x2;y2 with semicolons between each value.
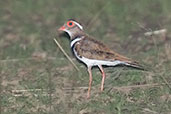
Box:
1;0;171;113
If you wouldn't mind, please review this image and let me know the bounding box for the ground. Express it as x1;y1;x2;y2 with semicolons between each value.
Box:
0;0;171;114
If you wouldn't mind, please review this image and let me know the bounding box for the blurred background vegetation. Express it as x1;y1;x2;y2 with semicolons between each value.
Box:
0;0;171;114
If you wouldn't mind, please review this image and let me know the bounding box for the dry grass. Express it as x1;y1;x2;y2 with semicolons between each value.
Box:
1;0;171;114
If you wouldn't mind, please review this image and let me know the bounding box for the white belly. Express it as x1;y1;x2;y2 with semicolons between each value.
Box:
73;48;126;67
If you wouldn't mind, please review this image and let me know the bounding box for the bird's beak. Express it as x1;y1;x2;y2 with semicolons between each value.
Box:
58;26;65;31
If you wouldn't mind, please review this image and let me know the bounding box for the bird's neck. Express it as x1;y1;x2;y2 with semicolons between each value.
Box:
66;30;85;40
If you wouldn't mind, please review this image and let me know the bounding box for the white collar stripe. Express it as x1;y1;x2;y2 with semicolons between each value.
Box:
70;37;83;48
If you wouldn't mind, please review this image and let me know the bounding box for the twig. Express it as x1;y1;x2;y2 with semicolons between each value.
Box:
0;57;58;62
53;38;80;71
11;89;42;93
62;83;169;90
160;75;171;90
10;83;170;97
142;108;158;114
110;83;163;90
0;57;36;62
144;29;167;36
0;57;78;63
11;89;54;97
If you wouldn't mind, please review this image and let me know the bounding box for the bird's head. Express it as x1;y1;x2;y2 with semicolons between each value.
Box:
58;19;83;39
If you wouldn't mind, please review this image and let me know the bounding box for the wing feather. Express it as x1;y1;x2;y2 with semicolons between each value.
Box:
74;36;144;69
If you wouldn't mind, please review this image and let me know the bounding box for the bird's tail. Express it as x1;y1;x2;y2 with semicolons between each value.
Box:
114;54;146;70
126;60;146;70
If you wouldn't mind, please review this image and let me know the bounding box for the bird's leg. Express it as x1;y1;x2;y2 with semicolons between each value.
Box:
87;66;92;98
98;65;106;92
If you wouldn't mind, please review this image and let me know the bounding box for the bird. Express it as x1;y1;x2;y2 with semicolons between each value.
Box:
58;19;144;98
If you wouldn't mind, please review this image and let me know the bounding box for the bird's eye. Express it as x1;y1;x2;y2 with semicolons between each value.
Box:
67;21;74;27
